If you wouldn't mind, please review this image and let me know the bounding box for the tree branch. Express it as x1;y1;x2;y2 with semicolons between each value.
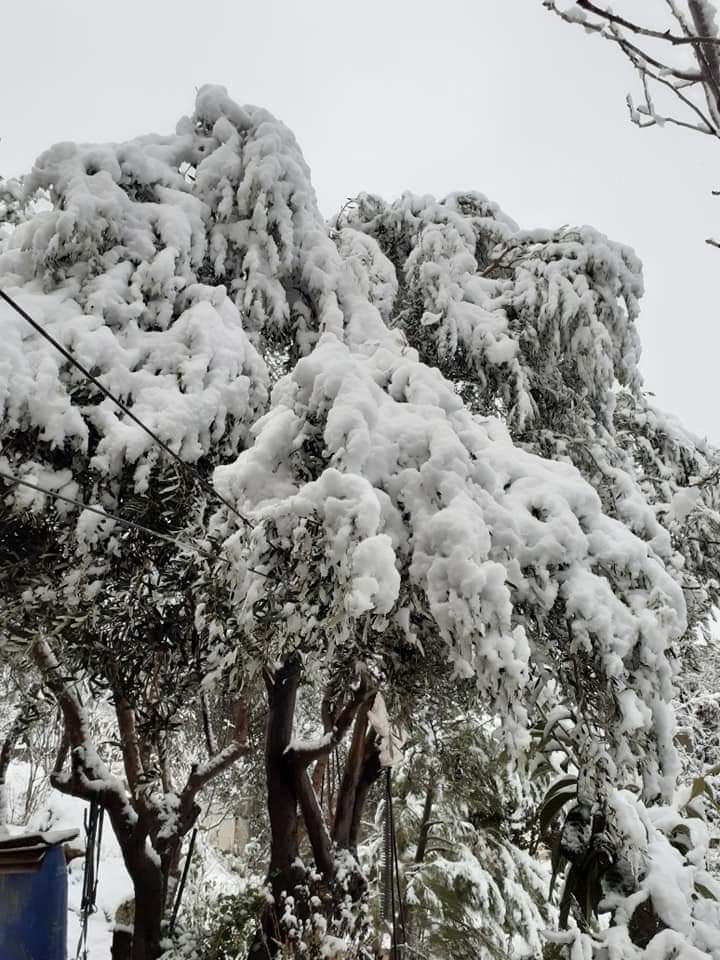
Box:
295;761;336;880
200;689;217;758
30;636;137;834
115;695;145;795
574;0;720;47
184;696;249;796
289;676;375;766
333;700;374;848
414;778;437;864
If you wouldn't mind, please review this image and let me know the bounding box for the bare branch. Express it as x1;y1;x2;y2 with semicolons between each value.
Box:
574;0;720;47
184;696;249;796
544;0;720;140
199;689;217;758
29;636;137;833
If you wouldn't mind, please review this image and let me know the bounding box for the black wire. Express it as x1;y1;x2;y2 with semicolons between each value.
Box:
0;468;227;565
93;807;104;907
170;827;197;932
386;768;398;959
0;287;249;528
77;798;103;960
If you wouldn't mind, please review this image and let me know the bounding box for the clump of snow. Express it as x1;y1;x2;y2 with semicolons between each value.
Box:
217;328;685;785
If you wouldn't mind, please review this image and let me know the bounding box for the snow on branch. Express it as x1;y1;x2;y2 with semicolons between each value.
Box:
184;695;249;795
544;0;720;139
290;687;376;766
30;636;137;826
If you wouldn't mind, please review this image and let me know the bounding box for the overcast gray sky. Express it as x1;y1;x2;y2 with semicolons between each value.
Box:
2;0;718;441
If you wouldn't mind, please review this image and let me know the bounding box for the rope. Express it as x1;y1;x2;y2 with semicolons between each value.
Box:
76;798;104;960
0;287;250;528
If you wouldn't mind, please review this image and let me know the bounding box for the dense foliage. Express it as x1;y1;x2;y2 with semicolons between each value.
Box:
1;87;719;959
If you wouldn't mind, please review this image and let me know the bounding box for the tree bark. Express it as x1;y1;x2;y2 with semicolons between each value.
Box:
348;735;381;852
30;636;248;960
689;0;720;124
250;669;383;957
249;659;304;959
414;778;436;865
125;847;165;960
333;703;372;849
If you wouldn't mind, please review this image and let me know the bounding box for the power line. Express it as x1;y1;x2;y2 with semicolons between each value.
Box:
0;287;249;528
1;469;278;580
0;469;225;564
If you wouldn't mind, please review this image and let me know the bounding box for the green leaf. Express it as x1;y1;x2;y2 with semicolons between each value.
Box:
669;823;692;855
539;786;578;838
559;860;580;929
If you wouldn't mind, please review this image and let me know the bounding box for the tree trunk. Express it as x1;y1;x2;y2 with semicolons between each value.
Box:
249;667;382;957
249;659;304;959
130;867;165;960
333;704;371;849
348;736;381;852
414;778;436;865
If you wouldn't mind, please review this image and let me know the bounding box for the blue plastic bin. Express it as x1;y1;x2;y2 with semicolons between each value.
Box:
0;829;78;960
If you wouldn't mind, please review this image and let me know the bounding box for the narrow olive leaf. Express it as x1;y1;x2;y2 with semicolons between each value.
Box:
559;860;581;929
670;823;692;855
539;788;578;838
543;774;579;804
689;776;708;802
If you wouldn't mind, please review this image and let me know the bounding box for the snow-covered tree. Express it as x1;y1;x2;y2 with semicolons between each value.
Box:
1;85;719;959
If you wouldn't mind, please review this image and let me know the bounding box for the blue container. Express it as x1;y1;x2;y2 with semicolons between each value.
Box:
0;830;78;960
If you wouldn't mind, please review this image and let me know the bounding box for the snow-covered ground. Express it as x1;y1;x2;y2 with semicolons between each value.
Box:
4;761;131;957
3;761;249;958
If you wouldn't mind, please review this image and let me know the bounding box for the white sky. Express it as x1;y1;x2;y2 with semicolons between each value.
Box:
2;0;718;441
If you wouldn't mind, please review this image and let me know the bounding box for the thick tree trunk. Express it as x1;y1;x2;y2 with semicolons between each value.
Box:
250;669;383;957
128;858;165;960
249;659;304;959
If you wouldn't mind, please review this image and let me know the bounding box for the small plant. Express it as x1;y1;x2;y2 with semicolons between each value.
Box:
162;884;266;960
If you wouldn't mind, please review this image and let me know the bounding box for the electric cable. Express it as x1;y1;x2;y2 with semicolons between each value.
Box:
76;798;104;960
0;287;250;528
0;469;226;564
0;469;279;580
170;827;197;933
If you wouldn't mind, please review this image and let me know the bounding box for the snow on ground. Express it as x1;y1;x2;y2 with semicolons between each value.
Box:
4;761;249;957
4;761;131;957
